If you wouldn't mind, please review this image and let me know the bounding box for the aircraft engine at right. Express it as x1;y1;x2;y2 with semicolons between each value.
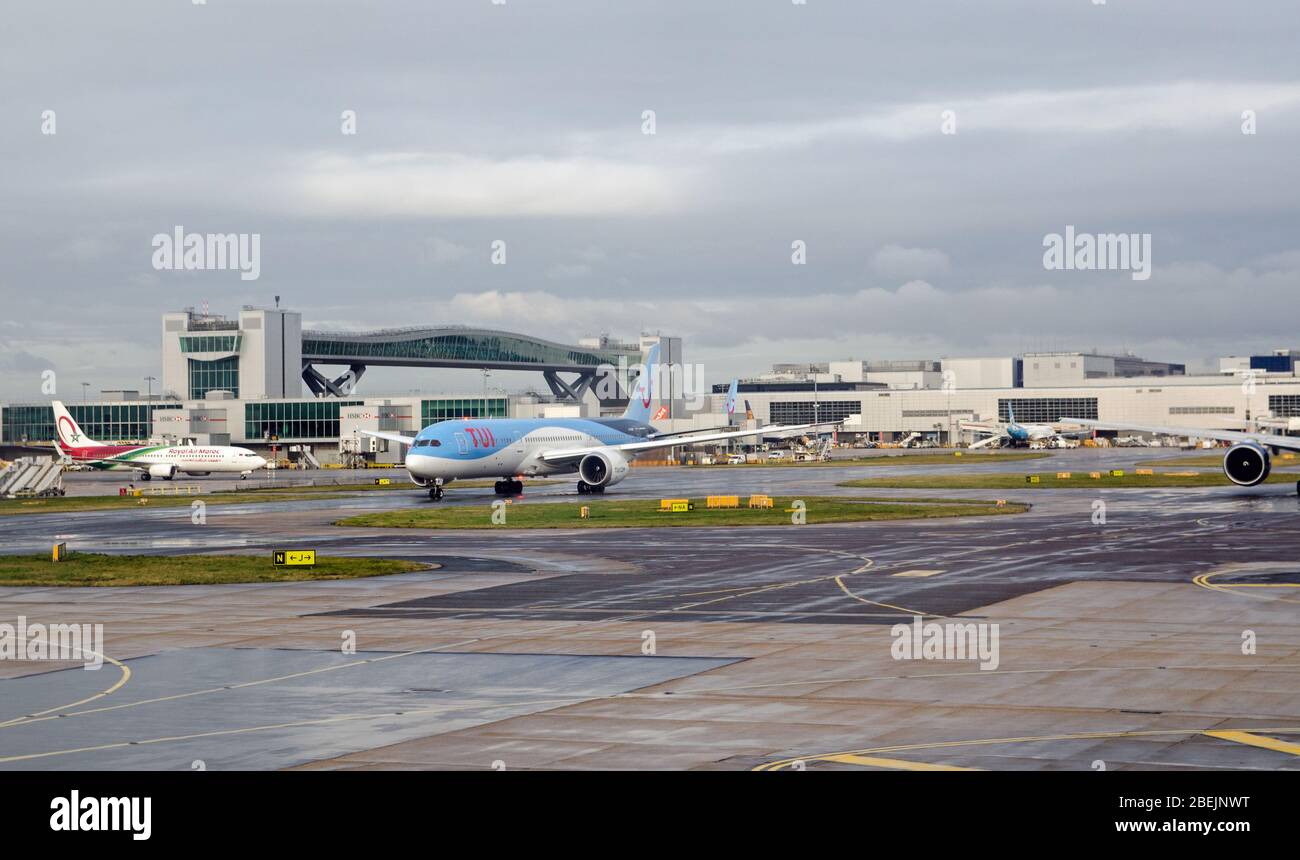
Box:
1223;442;1271;486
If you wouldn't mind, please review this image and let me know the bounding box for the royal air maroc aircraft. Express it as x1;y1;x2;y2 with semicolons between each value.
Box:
361;346;836;499
51;400;267;480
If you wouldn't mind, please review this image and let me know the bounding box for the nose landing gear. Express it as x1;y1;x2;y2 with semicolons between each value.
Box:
427;483;445;501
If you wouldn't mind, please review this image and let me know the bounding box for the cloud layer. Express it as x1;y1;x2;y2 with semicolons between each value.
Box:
1;1;1299;398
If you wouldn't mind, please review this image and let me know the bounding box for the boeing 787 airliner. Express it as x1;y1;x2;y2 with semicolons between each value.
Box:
362;346;833;499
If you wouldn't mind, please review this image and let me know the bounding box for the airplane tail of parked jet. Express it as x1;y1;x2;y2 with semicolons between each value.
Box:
724;379;739;423
51;400;104;451
620;343;661;423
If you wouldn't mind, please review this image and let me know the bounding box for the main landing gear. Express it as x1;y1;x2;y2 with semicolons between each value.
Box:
427;485;444;501
576;481;604;494
494;479;524;495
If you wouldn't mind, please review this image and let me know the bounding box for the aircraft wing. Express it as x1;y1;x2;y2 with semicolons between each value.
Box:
1061;418;1300;451
647;424;734;440
959;421;1001;434
966;433;1006;450
77;454;148;465
359;430;417;446
539;422;841;466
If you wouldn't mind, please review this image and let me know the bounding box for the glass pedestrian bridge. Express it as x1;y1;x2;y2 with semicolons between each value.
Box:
300;327;643;402
301;326;639;371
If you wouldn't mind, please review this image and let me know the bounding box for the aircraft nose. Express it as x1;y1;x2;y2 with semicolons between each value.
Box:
254;456;268;469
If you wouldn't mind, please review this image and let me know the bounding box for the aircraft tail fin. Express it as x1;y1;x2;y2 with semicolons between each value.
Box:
724;379;739;424
51;400;102;449
621;343;661;423
744;399;754;421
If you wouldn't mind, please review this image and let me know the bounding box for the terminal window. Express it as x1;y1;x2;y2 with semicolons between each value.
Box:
1170;406;1235;415
770;400;861;424
244;400;361;440
188;356;240;399
901;409;976;418
1269;395;1300;417
1;403;179;445
179;335;241;353
998;398;1098;423
421;397;508;423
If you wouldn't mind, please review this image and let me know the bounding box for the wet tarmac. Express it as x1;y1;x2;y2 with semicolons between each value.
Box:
2;449;1298;770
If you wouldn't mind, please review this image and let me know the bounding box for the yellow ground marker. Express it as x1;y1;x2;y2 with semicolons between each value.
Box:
820;753;977;771
891;569;944;578
1193;571;1300;605
756;725;1300;771
1204;730;1300;756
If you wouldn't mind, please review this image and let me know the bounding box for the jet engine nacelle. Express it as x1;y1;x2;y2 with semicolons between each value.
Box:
578;450;631;488
1223;442;1271;486
148;463;177;480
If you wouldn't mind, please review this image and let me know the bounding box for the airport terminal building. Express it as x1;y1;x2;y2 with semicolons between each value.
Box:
5;307;1300;462
714;351;1300;442
0;307;683;465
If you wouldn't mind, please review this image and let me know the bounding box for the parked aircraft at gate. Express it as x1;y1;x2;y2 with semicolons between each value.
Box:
963;405;1088;449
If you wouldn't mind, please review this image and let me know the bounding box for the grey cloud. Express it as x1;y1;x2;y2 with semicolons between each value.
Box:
2;1;1299;398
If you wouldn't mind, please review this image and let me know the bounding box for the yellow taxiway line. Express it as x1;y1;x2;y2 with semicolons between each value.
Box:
1193;571;1300;605
756;726;1300;771
1203;730;1300;756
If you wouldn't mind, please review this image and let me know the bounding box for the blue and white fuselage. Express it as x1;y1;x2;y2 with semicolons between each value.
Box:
361;345;833;499
405;416;656;483
1005;421;1055;444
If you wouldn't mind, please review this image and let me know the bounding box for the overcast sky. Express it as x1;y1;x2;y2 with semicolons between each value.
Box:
2;0;1299;400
